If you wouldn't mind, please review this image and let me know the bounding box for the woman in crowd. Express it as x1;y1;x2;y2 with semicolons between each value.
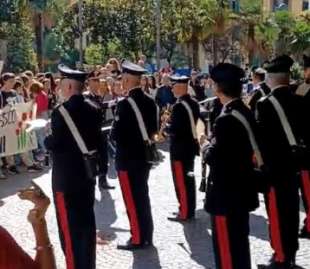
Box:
30;81;49;159
141;74;150;96
148;75;158;100
13;77;26;103
0;183;56;269
21;74;31;102
107;58;121;76
44;73;57;112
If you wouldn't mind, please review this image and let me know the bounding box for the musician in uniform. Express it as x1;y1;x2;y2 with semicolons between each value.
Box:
84;71;114;190
111;60;158;250
256;55;305;269
45;65;102;269
295;54;310;239
166;75;200;222
199;96;222;192
204;63;259;269
248;67;271;112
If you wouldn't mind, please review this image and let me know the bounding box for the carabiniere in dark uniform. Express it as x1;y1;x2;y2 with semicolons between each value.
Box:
45;65;102;269
166;75;200;222
83;71;115;190
111;60;158;250
256;55;307;269
248;67;271;112
293;54;310;239
204;63;259;269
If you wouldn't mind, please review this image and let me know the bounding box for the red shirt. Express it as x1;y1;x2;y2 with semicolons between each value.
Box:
35;91;49;116
0;226;39;269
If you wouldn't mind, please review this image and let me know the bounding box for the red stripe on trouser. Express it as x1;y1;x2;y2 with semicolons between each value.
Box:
118;171;141;244
301;170;310;231
268;187;285;262
215;216;233;269
173;161;188;220
55;192;75;269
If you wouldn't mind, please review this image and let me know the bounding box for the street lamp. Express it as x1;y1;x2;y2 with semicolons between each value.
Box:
155;0;161;71
78;0;83;68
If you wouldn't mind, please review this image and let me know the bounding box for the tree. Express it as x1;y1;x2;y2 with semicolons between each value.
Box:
5;17;38;72
290;13;310;59
18;0;68;70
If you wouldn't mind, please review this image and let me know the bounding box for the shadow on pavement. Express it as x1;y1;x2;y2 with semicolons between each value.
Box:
94;190;118;242
156;141;170;153
182;209;215;269
132;246;162;269
0;168;49;200
249;213;269;241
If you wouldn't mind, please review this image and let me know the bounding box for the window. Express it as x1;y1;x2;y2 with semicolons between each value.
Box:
303;0;309;10
273;0;289;11
230;0;240;12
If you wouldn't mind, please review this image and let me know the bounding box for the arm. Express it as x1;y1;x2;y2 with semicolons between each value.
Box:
44;109;64;151
18;184;56;269
110;102;127;143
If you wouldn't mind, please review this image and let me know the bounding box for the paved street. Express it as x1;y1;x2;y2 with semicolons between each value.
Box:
1;148;310;269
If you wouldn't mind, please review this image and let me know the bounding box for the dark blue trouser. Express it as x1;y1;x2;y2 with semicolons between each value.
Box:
54;189;96;269
211;212;251;269
117;160;153;245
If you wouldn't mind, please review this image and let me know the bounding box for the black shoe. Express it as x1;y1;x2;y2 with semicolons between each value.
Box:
99;176;115;190
298;227;310;239
167;215;195;222
257;261;291;269
8;166;20;175
99;182;115;190
117;241;152;251
27;164;43;173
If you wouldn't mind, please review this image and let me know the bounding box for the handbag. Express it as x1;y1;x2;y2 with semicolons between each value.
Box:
268;95;308;170
58;105;99;180
127;97;160;164
230;109;269;193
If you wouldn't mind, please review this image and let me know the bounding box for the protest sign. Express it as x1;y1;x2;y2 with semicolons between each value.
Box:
0;102;38;157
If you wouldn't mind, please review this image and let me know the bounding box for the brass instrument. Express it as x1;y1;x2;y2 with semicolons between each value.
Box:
153;105;172;143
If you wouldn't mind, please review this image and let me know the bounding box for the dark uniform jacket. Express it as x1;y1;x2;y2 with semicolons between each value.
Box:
294;82;310;169
189;80;206;102
111;88;158;169
45;94;102;195
205;99;259;215
202;97;223;138
256;86;306;179
169;94;200;160
248;82;271;112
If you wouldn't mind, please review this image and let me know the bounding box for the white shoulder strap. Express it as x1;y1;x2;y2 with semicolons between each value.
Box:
259;87;266;97
58;105;89;154
180;101;198;140
268;95;297;146
127;97;151;143
231;110;264;167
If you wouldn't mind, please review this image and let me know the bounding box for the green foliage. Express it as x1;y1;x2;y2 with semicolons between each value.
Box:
291;62;303;81
5;18;38;72
290;15;310;57
85;43;104;65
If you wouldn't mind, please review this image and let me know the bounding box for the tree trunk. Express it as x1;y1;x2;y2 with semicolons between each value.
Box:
35;12;44;71
212;34;218;66
187;42;192;69
192;34;199;70
248;23;255;66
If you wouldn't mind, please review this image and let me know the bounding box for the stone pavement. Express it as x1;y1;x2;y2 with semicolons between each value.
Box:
0;149;310;269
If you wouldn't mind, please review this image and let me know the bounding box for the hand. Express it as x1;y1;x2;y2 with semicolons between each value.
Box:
18;183;50;222
199;134;208;146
